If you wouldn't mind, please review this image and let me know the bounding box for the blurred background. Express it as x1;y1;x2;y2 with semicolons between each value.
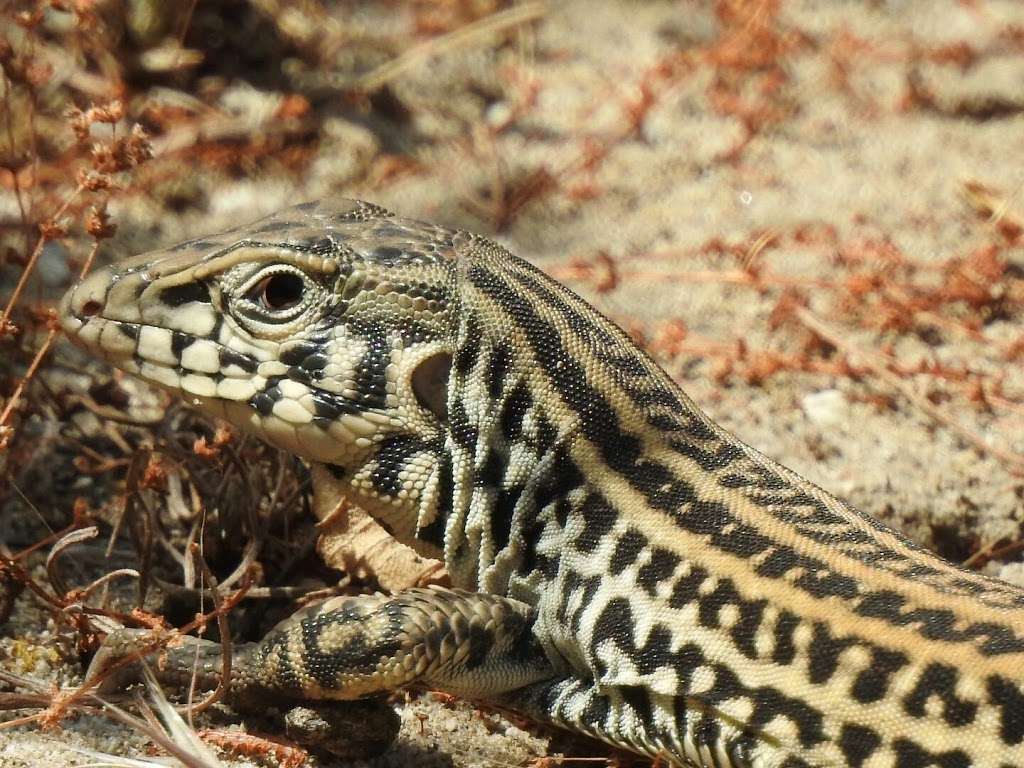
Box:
1;1;1024;765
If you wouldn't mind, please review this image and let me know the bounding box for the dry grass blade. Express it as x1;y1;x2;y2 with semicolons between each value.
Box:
0;670;221;768
0;326;59;451
45;525;99;596
78;568;142;603
355;1;547;91
137;667;224;767
960;179;1024;240
179;543;232;718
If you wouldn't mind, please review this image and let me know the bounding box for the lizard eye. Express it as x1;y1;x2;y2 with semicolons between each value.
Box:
233;266;317;334
253;272;305;311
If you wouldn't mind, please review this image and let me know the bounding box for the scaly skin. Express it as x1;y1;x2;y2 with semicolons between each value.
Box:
61;199;1024;767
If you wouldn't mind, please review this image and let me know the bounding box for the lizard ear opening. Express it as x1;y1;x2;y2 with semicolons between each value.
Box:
412;352;452;423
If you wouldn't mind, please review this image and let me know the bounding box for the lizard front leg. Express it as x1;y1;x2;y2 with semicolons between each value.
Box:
91;587;555;704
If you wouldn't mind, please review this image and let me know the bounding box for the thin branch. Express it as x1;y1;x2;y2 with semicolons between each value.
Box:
355;1;547;91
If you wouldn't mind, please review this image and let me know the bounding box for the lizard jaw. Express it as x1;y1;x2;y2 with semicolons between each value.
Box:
59;265;386;466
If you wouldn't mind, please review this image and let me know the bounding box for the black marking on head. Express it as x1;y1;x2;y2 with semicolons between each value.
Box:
116;322;140;341
370;225;416;239
280;342;322;367
219;348;258;373
302;353;329;373
253;219;302;234
171;331;193;358
350;326;390;411
287;366;312;386
367;245;407;264
209;313;224;342
251;391;275;416
159;281;212;306
309;389;362;419
309;236;335;252
170;239;216;253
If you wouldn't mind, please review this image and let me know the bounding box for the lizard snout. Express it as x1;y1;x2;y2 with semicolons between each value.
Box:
60;266;116;335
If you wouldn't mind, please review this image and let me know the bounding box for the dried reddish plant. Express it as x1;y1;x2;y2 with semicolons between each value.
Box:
557;185;1024;483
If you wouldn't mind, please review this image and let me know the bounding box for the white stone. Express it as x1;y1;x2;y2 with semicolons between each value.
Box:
801;389;848;428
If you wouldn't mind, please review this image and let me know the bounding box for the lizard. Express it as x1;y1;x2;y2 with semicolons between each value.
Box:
58;198;1024;767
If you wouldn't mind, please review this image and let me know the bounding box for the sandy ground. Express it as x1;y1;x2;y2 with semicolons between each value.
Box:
3;0;1024;765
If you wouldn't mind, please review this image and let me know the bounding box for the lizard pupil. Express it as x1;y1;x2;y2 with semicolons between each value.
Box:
257;272;304;311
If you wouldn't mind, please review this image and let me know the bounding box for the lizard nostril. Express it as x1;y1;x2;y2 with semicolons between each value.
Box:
81;299;104;317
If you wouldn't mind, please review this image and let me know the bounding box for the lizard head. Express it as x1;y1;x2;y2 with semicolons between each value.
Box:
60;200;461;530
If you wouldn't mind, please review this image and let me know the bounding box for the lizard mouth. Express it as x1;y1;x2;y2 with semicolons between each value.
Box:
60;267;256;400
59;267;391;464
